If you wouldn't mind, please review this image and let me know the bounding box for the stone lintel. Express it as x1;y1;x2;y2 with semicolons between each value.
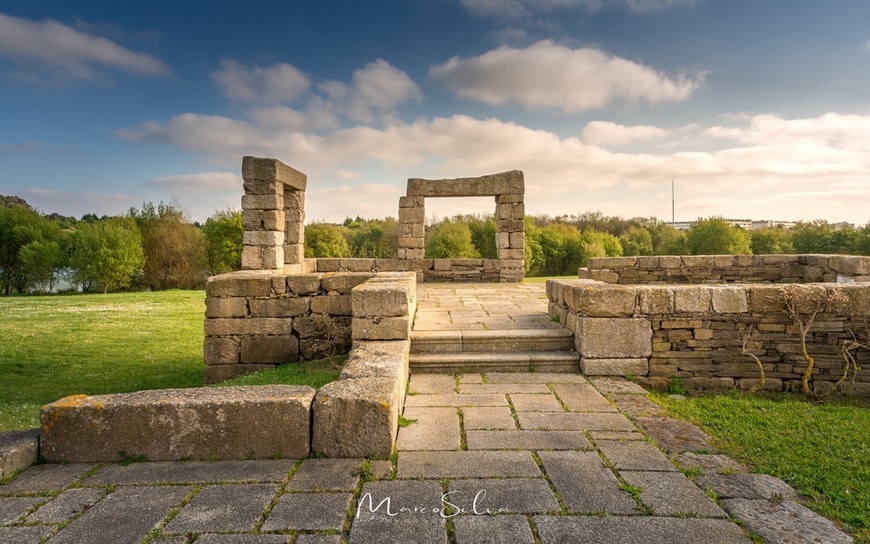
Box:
242;156;307;191
406;170;524;197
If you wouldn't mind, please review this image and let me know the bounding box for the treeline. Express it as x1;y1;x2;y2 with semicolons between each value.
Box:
0;201;241;294
2;197;868;294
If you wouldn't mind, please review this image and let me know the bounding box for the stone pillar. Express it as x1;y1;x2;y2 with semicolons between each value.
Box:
239;156;307;270
397;196;425;260
495;193;525;281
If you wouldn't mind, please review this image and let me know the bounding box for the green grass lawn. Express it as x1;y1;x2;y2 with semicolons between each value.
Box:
653;391;869;543
0;291;341;431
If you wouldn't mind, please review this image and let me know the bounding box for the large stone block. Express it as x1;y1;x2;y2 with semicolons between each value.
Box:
352;316;411;340
242;179;282;195
406;170;524;197
241;194;282;210
287;273;323;295
242;156;307;190
637;287;674;314
568;285;637;317
581;358;649;377
249;297;310;317
0;430;39;479
711;287;749;314
203;336;240;365
352;281;411;318
40;386;315;462
310;294;352;315
339;258;376;272
204;318;293;336
590;257;637;270
205;297;248;319
321;273;375;293
575;318;652;358
206;272;275;298
283;243;304;265
240;335;299;363
673;286;712;313
243;230;283;247
312;377;400;458
398;206;425;224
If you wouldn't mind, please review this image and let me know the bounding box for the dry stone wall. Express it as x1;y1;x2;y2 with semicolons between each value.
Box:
548;279;870;395
581;254;870;284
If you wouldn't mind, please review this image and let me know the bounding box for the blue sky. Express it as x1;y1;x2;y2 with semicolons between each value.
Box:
1;0;869;224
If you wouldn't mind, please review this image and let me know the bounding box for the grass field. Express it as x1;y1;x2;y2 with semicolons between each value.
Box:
654;391;869;543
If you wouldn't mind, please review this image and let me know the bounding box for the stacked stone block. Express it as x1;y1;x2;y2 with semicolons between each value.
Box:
398;170;526;282
581;254;870;285
547;279;870;394
240;156;306;270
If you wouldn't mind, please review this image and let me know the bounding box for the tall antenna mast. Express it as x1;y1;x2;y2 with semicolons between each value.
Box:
671;180;675;224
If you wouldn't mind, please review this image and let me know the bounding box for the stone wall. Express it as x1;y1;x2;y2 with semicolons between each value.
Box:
547;279;870;395
397;171;525;282
314;257;517;283
581;254;870;285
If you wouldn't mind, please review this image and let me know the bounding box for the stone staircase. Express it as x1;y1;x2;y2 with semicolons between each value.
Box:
409;328;580;373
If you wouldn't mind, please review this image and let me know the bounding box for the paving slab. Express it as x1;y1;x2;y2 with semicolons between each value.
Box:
296;536;342;544
26;487;105;523
447;478;559;514
458;374;484;384
50;485;192;544
460;383;551;394
621;471;726;517
534;515;752;544
596;440;677;472
368;460;394;480
397;407;461;451
165;484;277;533
589;377;649;395
634;416;718;453
195;536;289;544
485;372;586;384
408;374;457;394
509;393;564;411
403;394;507;407
86;459;296;485
609;394;666;417
0;525;53;544
588;430;646;441
695;472;797;500
518;412;635;431
0;463;93;493
538;451;638;514
723;498;854;544
551;384;617;412
674;452;746;475
453;515;535;544
350;480;447;544
398;451;541;479
287;458;362;492
0;496;44;523
462;406;516;430
466;430;591;450
261;492;353;531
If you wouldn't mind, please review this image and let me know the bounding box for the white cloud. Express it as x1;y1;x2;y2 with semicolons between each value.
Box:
213;59;310;103
430;41;703;112
119;109;870;225
583;121;667;146
316;59;423;123
459;0;699;19
146;172;242;191
0;12;168;83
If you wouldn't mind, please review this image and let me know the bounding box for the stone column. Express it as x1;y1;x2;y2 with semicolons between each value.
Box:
397;196;425;260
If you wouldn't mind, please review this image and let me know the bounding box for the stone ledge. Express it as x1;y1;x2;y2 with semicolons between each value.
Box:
40;386;315;462
0;429;39;478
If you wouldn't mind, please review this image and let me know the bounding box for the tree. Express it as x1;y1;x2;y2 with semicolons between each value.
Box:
536;223;584;275
0;206;61;294
69;218;144;293
686;217;751;255
202;209;243;275
305;223;350;258
425;220;480;259
142;219;207;290
346;218;398;258
466;216;498;259
19;239;63;292
790;221;834;254
751;227;794;255
619;226;654;256
523;217;544;274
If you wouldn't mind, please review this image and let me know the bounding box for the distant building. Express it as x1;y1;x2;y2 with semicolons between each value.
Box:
671;218;817;231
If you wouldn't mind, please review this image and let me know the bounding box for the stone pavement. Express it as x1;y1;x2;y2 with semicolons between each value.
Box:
5;373;852;544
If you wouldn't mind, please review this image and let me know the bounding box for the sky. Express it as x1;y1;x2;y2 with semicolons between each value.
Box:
1;0;869;225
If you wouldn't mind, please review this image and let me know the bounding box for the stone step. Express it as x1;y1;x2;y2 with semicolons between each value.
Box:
410;328;574;354
409;351;580;373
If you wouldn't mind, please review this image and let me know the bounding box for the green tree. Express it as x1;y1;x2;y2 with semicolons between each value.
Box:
202;209;243;275
790;221;834;253
69;218;145;293
466;216;498;259
346;218;398;258
0;206;61;294
425;220;480;259
536;223;584;275
142;219;207;290
19;239;63;292
305;223;350;258
524;217;544;275
619;226;654;256
686;217;752;255
751;227;794;254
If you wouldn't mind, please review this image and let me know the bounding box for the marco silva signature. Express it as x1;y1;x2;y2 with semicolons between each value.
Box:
356;490;508;519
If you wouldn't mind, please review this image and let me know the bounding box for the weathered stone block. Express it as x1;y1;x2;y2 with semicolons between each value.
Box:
589;270;619;284
242;156;307;190
204;336;240;365
569;285;637;317
397;222;425;238
312;377;399;458
41;386;315;462
293;315;351;339
284;222;304;244
262;245;284;269
495;219;524;232
682;255;714;269
658;256;682;269
203;363;277;383
397;236;425;249
242;179;281;195
495;231;510;249
575;318;652;358
637;287;674;314
241;335;299;363
591;257;637;270
241;194;282;210
204;318;293;336
352;316;411;340
241;210;262;230
684;377;735;390
284;244;304;265
498;248;524;260
310;294;352;315
241;245;263;270
407;170;523;197
287;273;323;295
399;195;424;208
404;248;425;260
321;273;374;293
249;297;309;317
673;286;712;313
352;283;411;318
0;430;39;479
581;358;649;376
205;297;248;319
339;259;375;272
509;231;525;247
206;272;274;298
711;287;748;314
398;206;424;224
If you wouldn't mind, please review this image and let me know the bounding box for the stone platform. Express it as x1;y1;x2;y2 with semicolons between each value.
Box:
2;375;852;543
